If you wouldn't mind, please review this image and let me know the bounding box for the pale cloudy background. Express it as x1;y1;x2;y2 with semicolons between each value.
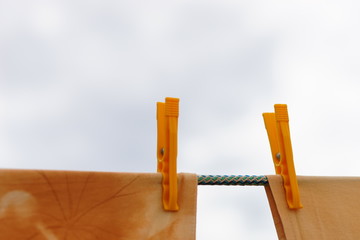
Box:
1;1;360;239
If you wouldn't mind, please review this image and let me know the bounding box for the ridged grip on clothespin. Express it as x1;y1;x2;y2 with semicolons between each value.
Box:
165;98;179;117
263;104;303;210
156;97;179;211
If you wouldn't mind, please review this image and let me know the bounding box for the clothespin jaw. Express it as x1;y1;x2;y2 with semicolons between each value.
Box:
263;104;303;210
156;97;179;211
157;102;165;173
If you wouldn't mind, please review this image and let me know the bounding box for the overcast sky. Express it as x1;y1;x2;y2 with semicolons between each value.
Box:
1;1;360;239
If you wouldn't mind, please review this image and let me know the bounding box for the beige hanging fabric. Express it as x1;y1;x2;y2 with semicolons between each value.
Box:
266;175;360;240
0;169;197;240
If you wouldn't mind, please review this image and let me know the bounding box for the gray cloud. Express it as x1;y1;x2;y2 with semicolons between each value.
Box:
1;1;360;239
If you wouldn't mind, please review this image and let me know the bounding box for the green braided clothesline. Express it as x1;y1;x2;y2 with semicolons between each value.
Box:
197;175;268;186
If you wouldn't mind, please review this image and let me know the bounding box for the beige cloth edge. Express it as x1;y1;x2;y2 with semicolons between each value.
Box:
264;183;286;240
266;175;360;240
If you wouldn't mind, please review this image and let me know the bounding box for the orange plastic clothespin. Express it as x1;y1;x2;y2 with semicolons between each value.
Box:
263;104;303;210
156;97;179;211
